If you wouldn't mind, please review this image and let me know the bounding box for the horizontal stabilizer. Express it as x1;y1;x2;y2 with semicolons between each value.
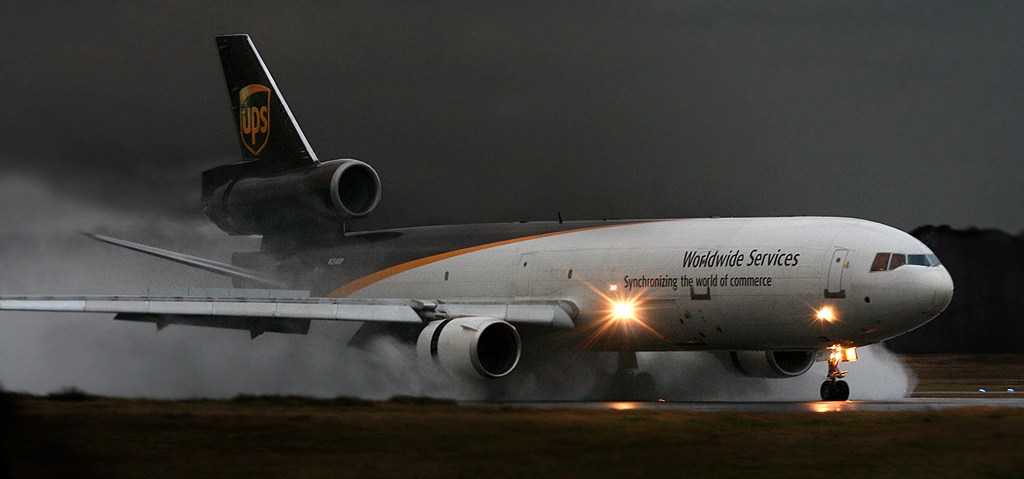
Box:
83;233;286;288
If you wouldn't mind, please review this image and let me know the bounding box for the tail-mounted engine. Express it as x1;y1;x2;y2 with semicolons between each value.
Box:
717;350;817;378
204;159;381;236
417;318;522;379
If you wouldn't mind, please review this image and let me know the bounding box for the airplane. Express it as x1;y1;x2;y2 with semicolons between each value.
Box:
0;34;953;401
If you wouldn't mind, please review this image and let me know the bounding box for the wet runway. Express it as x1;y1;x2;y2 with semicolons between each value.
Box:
482;396;1024;412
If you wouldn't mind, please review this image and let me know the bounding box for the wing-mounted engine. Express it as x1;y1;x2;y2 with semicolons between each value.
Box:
716;350;818;378
204;159;381;236
417;317;522;379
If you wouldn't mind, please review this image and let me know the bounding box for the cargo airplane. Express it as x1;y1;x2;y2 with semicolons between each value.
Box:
0;35;954;401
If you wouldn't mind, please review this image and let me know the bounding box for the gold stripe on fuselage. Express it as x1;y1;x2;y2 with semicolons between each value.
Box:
327;222;646;297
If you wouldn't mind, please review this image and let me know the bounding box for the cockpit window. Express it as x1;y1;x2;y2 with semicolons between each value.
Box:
870;252;941;271
889;253;906;270
870;253;891;272
908;254;931;266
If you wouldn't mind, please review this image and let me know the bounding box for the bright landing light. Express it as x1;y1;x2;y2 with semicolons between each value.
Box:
613;301;635;319
816;306;836;322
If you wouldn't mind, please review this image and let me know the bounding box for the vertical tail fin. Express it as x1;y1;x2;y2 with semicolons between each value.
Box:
203;34;319;199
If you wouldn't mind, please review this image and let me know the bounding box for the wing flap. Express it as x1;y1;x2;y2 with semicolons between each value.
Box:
114;313;311;338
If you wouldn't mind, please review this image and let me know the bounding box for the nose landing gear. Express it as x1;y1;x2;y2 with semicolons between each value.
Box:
820;345;857;401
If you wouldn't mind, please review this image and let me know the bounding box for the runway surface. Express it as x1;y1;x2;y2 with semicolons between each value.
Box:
480;396;1024;412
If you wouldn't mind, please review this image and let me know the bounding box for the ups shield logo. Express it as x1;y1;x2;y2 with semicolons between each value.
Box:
239;84;271;155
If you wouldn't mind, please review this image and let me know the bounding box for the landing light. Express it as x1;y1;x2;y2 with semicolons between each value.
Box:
613;301;635;320
828;345;858;364
816;306;836;322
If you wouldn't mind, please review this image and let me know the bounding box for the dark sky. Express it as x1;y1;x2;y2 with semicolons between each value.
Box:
3;0;1023;232
0;0;1009;398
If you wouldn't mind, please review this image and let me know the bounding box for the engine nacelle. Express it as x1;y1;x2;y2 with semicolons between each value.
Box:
717;350;817;378
416;318;521;379
204;159;381;236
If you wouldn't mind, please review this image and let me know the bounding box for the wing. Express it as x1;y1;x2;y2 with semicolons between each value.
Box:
0;289;577;338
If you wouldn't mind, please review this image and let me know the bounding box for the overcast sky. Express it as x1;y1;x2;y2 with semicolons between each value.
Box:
3;0;1022;233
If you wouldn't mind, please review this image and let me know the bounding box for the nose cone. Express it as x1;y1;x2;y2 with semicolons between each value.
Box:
915;269;954;316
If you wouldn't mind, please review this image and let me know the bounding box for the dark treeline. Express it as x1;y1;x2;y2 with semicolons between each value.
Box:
885;225;1024;353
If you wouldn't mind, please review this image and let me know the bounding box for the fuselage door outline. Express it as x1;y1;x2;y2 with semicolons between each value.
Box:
824;248;849;298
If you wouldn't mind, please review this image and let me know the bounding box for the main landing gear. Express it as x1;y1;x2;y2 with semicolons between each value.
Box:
606;350;657;401
820;345;857;401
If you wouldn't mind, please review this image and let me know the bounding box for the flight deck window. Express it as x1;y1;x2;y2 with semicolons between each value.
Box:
908;254;930;266
927;254;941;266
889;253;906;270
870;253;891;272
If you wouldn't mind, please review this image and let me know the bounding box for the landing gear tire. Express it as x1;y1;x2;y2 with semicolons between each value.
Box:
634;372;657;401
607;370;658;401
820;381;835;401
834;380;850;401
601;350;658;401
820;380;850;401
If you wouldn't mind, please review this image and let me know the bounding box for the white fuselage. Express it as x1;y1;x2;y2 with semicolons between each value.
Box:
348;217;953;352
